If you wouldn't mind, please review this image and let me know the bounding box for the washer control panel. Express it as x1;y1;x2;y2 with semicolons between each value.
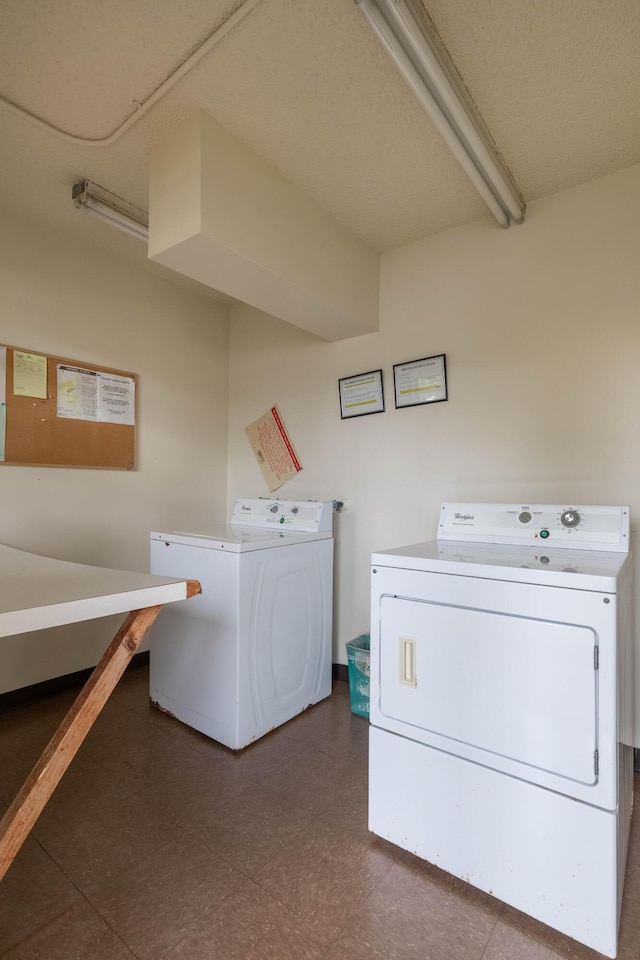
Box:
231;498;333;532
439;503;630;551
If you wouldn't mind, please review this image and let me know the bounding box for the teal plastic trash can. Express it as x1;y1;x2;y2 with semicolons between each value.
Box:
346;634;370;718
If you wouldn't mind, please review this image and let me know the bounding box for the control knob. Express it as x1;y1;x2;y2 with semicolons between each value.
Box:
560;510;581;528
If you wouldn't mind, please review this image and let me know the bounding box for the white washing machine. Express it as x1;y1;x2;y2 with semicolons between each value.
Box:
369;503;633;958
149;498;334;750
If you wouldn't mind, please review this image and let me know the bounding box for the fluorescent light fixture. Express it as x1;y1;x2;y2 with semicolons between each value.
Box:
354;0;524;227
72;180;149;242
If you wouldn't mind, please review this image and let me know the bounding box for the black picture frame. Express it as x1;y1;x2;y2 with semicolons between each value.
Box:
393;354;447;409
338;369;385;419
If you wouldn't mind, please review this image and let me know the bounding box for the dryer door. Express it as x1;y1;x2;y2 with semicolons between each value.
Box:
371;566;617;808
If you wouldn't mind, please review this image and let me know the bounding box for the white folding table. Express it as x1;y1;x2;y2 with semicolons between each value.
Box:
0;543;200;882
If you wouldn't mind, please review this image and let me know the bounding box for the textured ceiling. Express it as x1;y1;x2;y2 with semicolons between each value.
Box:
1;0;639;289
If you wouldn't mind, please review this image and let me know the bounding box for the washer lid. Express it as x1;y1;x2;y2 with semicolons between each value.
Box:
371;539;630;591
150;525;332;552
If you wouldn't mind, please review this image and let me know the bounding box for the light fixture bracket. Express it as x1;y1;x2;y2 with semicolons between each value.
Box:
72;179;149;242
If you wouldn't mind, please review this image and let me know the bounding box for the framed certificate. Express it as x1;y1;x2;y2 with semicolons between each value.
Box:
393;354;447;409
338;369;385;419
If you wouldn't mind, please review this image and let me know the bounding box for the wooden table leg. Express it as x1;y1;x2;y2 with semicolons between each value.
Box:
0;604;162;882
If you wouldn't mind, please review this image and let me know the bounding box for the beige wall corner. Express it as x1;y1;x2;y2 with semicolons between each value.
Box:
0;207;230;693
149;111;379;342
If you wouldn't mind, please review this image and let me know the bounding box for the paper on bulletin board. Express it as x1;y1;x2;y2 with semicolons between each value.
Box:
0;347;5;461
245;406;302;492
100;373;135;426
0;346;6;403
13;351;47;399
0;406;5;462
57;365;100;421
57;365;135;425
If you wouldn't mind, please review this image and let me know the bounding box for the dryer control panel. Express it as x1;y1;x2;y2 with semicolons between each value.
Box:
231;498;333;532
439;502;630;551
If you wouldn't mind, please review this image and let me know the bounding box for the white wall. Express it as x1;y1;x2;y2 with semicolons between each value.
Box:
5;164;640;736
0;209;230;692
227;163;640;736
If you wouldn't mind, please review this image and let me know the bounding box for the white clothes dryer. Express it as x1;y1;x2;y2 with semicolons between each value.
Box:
149;498;334;750
369;503;633;958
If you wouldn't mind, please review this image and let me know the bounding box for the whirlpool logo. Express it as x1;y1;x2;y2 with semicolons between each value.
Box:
454;513;474;521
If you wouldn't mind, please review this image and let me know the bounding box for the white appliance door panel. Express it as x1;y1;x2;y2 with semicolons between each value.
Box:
371;566;617;807
151;538;333;750
242;539;333;741
379;596;596;784
150;541;242;747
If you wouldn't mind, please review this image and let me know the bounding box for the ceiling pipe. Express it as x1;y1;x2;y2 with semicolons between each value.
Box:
0;0;261;147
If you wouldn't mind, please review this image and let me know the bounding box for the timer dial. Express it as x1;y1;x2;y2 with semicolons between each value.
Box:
560;510;581;528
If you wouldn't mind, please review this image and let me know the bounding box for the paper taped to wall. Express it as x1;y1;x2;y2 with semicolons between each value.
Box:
245;405;302;492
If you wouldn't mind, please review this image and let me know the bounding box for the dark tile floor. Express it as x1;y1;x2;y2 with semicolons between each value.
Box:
0;665;639;959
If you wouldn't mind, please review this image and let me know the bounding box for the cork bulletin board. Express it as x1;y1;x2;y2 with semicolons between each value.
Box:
0;343;136;470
